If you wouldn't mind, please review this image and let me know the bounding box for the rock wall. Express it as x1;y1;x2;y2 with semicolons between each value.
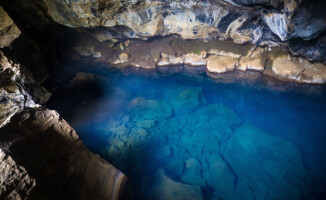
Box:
1;0;325;61
0;50;50;128
0;107;131;200
0;7;131;200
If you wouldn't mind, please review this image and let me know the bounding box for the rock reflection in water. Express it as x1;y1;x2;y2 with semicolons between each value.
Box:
47;72;326;200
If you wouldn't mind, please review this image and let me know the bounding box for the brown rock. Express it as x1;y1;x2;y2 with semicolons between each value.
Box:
0;6;21;48
206;55;238;73
0;108;131;200
238;47;267;71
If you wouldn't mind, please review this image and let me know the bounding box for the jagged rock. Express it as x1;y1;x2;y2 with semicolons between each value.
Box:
0;6;21;48
206;55;238;73
238;47;267;71
0;51;50;128
0;149;36;200
2;0;326;62
0;108;131;200
157;53;184;67
147;169;203;200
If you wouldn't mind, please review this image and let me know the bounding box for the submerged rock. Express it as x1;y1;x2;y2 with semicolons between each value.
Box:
147;169;203;200
199;103;242;128
171;87;205;115
127;97;172;120
223;123;306;200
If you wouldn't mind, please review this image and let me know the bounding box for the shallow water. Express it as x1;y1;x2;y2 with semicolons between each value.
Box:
47;71;326;200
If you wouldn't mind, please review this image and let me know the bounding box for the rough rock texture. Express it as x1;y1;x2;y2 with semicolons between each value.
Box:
0;50;50;128
223;123;306;200
0;7;20;48
1;0;326;62
0;149;36;200
0;107;131;200
206;55;238;73
69;36;326;84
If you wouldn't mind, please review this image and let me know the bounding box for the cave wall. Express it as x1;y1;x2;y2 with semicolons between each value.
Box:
1;0;326;61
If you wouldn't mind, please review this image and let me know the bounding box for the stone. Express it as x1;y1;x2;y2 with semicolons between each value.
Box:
157;53;184;67
0;7;21;48
181;158;206;186
199;103;242;127
223;123;306;200
109;126;130;136
208;49;242;58
238;47;267;71
270;53;304;80
124;40;130;47
204;155;237;199
165;161;184;177
171;87;204;115
0;51;50;128
3;0;326;62
135;128;148;140
127;97;172;120
136;120;157;129
206;55;238;73
0;108;131;200
119;43;124;51
155;146;172;159
0;149;36;200
183;51;207;66
147;169;203;200
297;60;326;84
113;52;128;64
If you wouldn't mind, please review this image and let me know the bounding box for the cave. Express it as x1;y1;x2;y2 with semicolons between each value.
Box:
1;1;326;200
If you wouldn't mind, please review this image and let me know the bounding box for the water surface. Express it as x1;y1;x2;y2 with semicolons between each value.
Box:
47;71;326;200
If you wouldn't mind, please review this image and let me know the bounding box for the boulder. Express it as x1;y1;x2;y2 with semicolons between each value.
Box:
127;97;172;120
238;47;267;71
223;123;306;200
171;87;205;115
199;103;242;128
206;55;238;73
147;169;203;200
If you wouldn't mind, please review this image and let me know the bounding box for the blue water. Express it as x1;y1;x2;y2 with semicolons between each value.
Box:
47;71;326;200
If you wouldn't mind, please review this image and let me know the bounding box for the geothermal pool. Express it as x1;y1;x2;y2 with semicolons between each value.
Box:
47;71;326;200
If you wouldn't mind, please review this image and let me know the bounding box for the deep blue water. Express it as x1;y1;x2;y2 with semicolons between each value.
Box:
47;71;326;200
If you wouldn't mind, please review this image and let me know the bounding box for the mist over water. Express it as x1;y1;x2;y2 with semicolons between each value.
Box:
47;70;326;200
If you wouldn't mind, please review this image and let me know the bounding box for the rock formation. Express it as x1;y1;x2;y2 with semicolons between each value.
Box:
0;0;326;199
